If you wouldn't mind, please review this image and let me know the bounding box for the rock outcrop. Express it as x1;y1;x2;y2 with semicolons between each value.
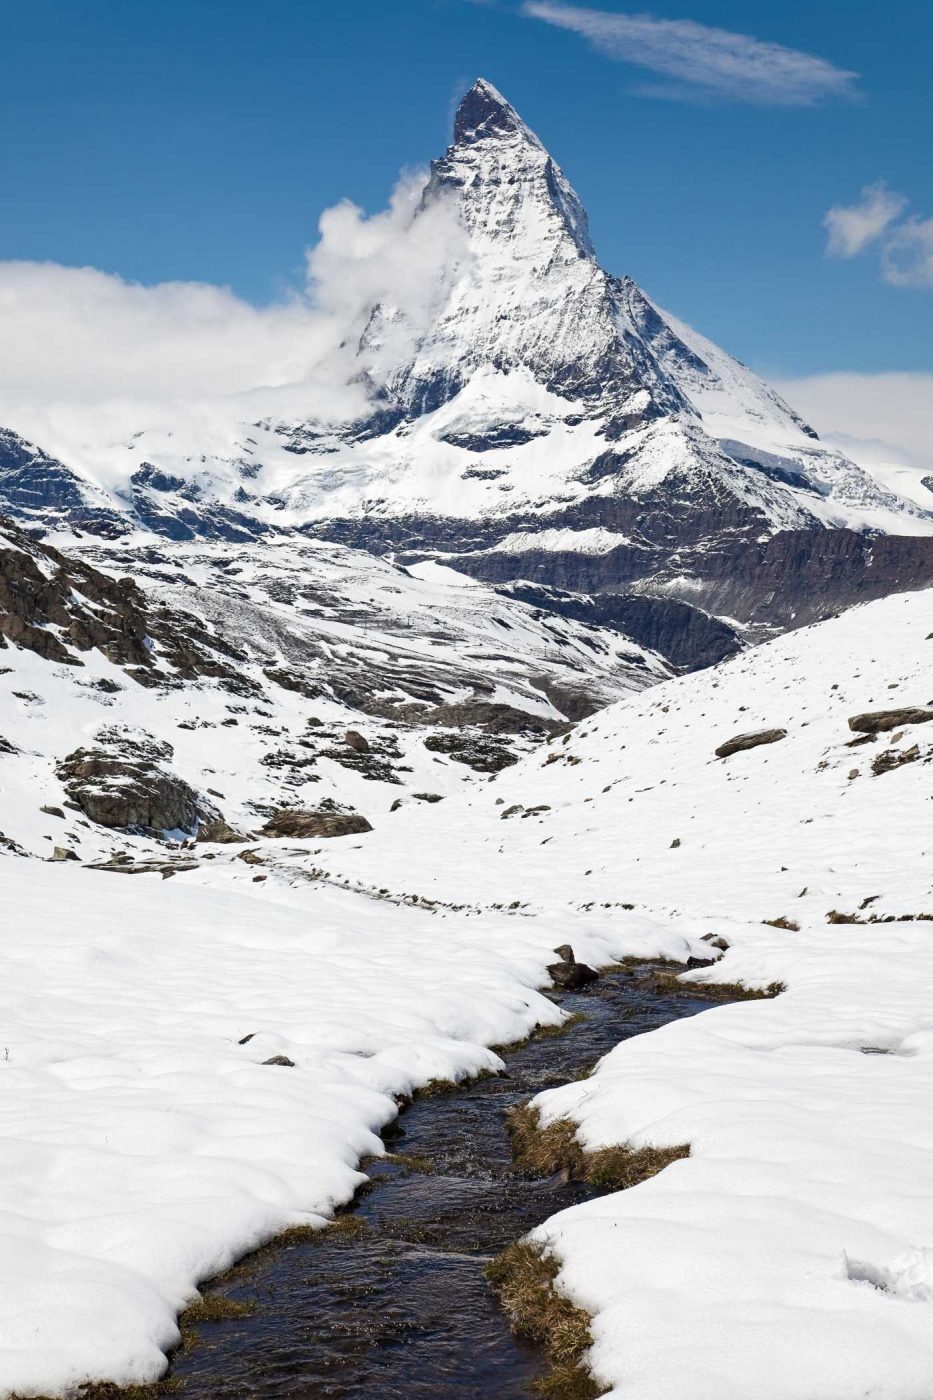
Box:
260;809;373;840
57;729;216;834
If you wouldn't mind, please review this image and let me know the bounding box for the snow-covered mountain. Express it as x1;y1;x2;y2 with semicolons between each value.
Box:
2;79;932;665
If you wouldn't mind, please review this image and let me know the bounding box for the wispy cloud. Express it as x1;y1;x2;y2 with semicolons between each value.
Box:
881;216;933;289
521;2;858;106
824;185;933;289
824;183;908;258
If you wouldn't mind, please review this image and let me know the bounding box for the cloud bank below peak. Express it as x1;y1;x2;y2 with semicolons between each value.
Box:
521;2;859;106
0;170;470;464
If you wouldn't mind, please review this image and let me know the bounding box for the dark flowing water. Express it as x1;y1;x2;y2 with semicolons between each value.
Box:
168;966;713;1398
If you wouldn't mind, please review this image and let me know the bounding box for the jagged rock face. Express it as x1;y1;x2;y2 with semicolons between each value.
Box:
57;730;217;833
0;515;253;686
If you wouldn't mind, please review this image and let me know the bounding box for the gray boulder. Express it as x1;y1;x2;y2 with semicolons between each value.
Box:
715;728;787;759
848;707;933;735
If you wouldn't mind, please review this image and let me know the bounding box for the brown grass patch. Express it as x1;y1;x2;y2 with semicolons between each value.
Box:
492;1011;587;1056
179;1295;254;1325
508;1105;690;1191
645;971;784;1002
486;1241;604;1399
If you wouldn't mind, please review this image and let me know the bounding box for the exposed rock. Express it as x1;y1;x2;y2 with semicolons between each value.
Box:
196;818;247;844
848;707;933;735
260;809;373;840
262;1055;296;1067
0;513;250;685
56;729;215;833
547;943;599;989
50;846;79;862
715;728;787;759
344;729;370;753
871;744;921;776
413;792;445;803
236;849;265;865
424;731;519;772
40;805;65;819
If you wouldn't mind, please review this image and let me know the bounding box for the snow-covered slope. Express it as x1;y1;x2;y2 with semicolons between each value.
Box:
0;517;669;866
321;585;933;921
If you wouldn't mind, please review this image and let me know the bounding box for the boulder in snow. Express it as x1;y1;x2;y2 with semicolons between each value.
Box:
715;728;787;759
848;707;933;734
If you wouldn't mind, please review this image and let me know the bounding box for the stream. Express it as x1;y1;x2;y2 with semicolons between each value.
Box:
166;964;714;1398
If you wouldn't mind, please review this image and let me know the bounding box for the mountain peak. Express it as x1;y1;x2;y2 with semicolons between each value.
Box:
453;78;534;147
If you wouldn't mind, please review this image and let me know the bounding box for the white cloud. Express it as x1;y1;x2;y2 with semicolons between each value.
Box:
880;216;933;289
822;185;933;290
775;372;933;504
0;171;469;466
521;2;858;106
824;182;908;258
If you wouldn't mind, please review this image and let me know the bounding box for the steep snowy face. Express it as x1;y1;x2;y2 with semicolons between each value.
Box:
368;79;684;423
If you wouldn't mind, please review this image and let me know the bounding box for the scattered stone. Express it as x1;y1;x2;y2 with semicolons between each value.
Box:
715;728;787;759
344;729;370;753
40;805;65;818
413;792;445;803
50;846;79;862
871;743;921;776
670;837;681;848
236;849;265;865
848;707;933;735
260;809;373;840
262;1055;295;1067
763;916;800;931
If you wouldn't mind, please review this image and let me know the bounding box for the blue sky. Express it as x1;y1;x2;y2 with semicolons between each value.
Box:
0;0;930;378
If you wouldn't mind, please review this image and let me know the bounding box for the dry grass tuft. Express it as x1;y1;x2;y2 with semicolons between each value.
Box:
486;1241;604;1398
508;1105;690;1191
417;1067;500;1096
585;1141;690;1190
180;1295;253;1325
646;971;784;1002
508;1104;586;1178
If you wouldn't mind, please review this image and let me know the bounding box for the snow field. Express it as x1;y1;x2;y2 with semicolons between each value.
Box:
0;862;702;1396
532;916;933;1399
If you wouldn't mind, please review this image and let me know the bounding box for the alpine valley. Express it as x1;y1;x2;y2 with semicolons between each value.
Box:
1;79;933;1400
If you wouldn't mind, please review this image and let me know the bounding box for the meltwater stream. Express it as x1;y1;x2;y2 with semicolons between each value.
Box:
167;966;714;1399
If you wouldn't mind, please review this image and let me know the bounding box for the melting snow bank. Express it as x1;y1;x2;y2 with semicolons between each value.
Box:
530;917;933;1400
0;862;701;1398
